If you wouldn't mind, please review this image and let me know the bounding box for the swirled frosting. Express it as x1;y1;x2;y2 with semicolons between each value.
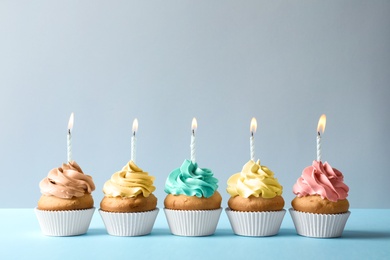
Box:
293;160;349;202
227;160;283;199
39;161;95;199
103;161;156;198
164;159;218;198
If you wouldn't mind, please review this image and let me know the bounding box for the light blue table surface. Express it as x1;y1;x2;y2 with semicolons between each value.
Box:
0;209;389;260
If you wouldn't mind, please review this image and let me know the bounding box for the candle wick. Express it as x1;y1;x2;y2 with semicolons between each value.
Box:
68;129;71;135
251;132;254;137
317;131;320;136
133;131;136;137
192;129;195;136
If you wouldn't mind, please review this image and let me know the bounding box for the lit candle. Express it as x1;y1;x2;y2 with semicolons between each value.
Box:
317;114;326;162
67;113;74;163
250;117;257;161
131;118;138;163
191;117;197;163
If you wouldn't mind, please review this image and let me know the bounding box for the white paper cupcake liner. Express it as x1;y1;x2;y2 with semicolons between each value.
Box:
164;208;222;236
99;208;159;236
289;208;351;238
225;208;286;237
35;207;95;236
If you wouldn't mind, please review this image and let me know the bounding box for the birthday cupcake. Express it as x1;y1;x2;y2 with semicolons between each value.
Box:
226;159;285;236
164;159;222;236
35;161;96;236
290;114;350;238
290;160;350;238
99;161;158;236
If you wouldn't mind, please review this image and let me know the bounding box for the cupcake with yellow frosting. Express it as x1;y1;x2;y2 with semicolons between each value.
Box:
164;159;222;236
99;161;159;236
226;159;285;236
35;161;96;236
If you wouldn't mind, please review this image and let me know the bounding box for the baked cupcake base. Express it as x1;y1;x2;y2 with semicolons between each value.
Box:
100;194;157;213
228;195;285;212
226;208;286;237
164;208;222;236
164;192;222;210
99;208;159;236
38;194;94;211
291;195;349;214
35;207;95;236
289;208;351;238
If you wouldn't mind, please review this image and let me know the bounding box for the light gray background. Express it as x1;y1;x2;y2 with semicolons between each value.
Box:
1;1;389;208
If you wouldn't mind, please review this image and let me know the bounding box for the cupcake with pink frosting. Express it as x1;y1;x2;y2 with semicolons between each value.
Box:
35;161;96;236
290;160;350;238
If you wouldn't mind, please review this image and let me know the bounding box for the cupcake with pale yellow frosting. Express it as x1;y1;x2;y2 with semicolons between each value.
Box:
35;161;96;236
99;161;159;236
225;159;286;236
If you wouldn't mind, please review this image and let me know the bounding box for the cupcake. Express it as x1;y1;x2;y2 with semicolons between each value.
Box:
99;160;159;236
226;159;285;236
164;159;222;236
35;161;96;236
290;160;350;238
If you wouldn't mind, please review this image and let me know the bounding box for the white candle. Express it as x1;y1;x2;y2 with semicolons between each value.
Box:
316;114;326;162
250;117;257;161
67;113;74;163
131;118;138;163
316;133;321;161
191;118;197;163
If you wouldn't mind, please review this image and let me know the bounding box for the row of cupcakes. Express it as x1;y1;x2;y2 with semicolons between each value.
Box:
35;114;350;238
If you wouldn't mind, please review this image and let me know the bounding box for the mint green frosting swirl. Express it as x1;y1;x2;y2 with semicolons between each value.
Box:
164;159;218;198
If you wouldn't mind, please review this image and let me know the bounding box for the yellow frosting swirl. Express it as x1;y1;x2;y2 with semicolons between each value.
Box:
227;160;283;199
103;161;156;198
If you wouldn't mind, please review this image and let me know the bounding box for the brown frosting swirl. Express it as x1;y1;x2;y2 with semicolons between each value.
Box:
39;161;95;199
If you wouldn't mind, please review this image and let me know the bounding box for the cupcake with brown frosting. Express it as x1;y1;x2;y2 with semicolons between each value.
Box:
99;161;159;236
35;161;96;236
226;159;285;236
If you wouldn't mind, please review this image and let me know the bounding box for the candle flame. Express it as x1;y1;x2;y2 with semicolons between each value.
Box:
68;113;74;131
317;114;326;135
132;118;138;135
191;117;197;133
250;117;257;135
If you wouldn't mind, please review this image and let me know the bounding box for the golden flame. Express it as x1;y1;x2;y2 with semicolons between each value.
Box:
192;117;197;132
132;118;138;135
250;117;257;134
317;114;326;134
68;112;74;131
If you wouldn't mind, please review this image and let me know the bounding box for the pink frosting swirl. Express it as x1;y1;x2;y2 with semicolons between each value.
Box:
39;161;95;199
293;161;349;202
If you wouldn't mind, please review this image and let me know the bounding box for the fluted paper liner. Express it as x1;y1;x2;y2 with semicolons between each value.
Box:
289;208;350;238
164;208;222;236
35;207;95;236
225;208;286;237
99;208;159;236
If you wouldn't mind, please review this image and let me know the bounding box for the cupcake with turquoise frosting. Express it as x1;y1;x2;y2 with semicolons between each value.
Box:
164;159;222;236
226;159;286;236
